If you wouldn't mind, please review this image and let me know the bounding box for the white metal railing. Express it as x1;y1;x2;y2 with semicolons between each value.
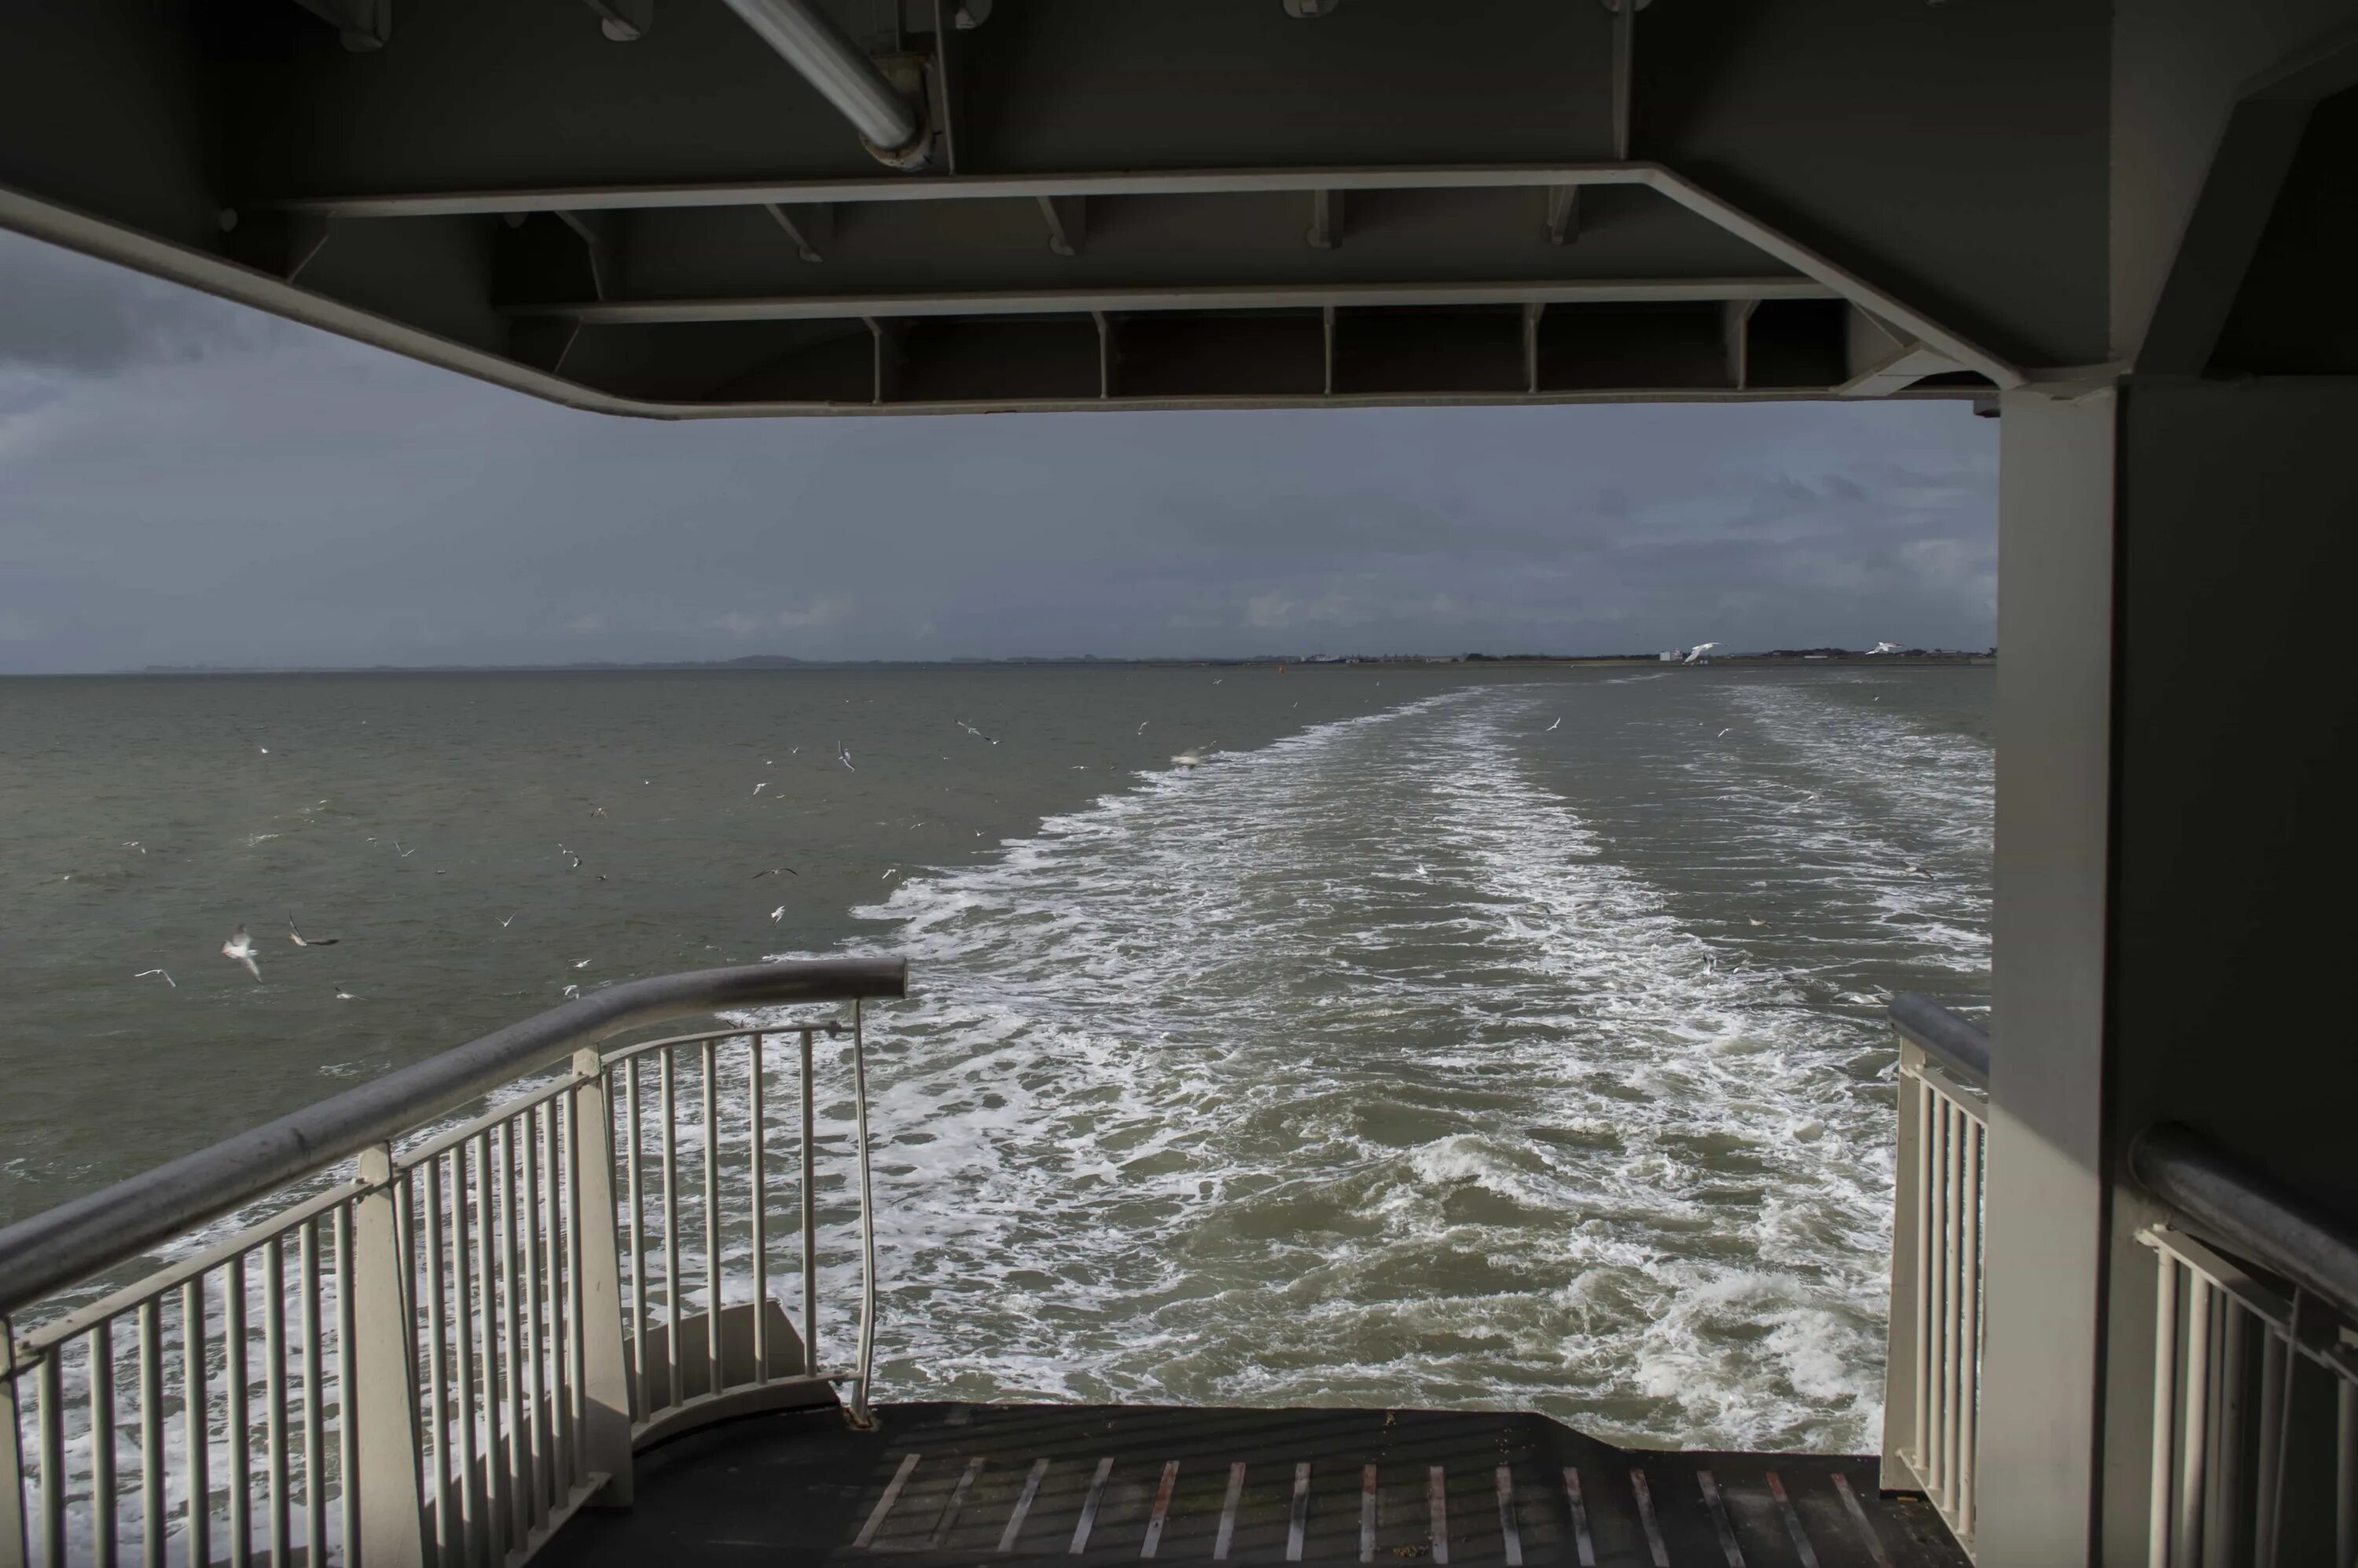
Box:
2131;1126;2358;1568
1881;996;1989;1557
0;960;902;1568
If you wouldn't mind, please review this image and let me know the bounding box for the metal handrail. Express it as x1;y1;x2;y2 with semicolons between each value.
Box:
1890;991;1990;1090
0;957;906;1317
2129;1122;2358;1328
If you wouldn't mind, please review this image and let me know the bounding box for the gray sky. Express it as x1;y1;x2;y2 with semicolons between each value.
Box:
0;230;1996;674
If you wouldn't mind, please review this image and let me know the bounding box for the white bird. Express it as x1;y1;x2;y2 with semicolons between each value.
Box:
881;868;900;881
769;905;786;921
134;968;176;988
561;983;581;1000
332;986;358;1001
123;840;145;854
258;746;270;755
837;742;855;770
287;913;340;946
1545;718;1561;732
1868;641;1904;655
1137;721;1148;733
1717;728;1732;738
573;957;592;969
1684;642;1720;664
499;913;519;928
221;927;261;981
752;782;769;796
395;841;418;858
1904;863;1932;880
1171;751;1203;769
750;865;799;880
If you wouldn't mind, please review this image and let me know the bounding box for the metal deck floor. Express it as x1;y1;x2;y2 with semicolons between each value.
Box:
538;1403;1970;1568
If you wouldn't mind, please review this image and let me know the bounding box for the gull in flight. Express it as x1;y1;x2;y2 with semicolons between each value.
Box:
837;742;857;770
1684;642;1720;664
286;913;340;947
332;986;358;1001
1171;751;1204;769
769;905;786;921
567;852;583;871
123;840;145;854
134;968;176;988
561;983;581;1000
573;957;593;969
499;913;519;928
881;868;900;881
258;746;270;755
1868;641;1903;655
1545;718;1562;732
750;865;799;879
221;927;262;981
1717;728;1732;738
956;720;999;745
752;782;769;797
394;840;418;858
1903;863;1933;880
1137;721;1148;733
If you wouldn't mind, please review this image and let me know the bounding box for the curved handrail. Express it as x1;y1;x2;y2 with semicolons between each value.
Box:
0;957;906;1317
1890;992;1990;1090
2130;1122;2358;1327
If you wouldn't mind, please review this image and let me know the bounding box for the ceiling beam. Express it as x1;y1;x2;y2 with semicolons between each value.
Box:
506;277;1838;325
1647;167;2023;387
263;164;1655;218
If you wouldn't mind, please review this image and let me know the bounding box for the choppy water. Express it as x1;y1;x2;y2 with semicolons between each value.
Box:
2;664;1989;1454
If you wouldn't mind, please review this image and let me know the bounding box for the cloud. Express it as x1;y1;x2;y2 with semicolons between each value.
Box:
0;233;2000;671
0;231;276;376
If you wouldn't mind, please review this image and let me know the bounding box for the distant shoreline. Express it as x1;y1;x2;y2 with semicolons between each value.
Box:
7;652;1996;678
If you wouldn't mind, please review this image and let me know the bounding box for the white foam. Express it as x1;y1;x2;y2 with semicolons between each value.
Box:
754;685;1942;1451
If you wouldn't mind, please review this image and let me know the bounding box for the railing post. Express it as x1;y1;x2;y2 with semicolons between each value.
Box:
571;1049;635;1506
352;1145;428;1568
2;1330;26;1568
1883;1034;1926;1493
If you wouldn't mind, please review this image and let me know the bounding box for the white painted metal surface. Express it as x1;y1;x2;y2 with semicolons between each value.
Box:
1884;1030;1989;1558
1;1004;883;1568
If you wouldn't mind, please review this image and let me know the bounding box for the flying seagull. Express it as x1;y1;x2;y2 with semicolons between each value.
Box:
750;865;799;879
1684;642;1720;664
332;986;358;1001
123;840;145;854
499;913;520;928
837;742;856;771
561;983;581;1000
1868;641;1903;655
134;968;176;988
287;912;341;947
1545;718;1562;732
769;905;786;921
221;927;261;981
752;782;768;796
394;840;418;858
573;957;593;969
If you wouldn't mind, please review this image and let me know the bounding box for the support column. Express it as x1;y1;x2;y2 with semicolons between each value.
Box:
572;1049;636;1505
1974;387;2118;1566
351;1146;429;1568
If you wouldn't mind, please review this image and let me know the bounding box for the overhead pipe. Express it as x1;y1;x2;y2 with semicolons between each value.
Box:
717;0;931;170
